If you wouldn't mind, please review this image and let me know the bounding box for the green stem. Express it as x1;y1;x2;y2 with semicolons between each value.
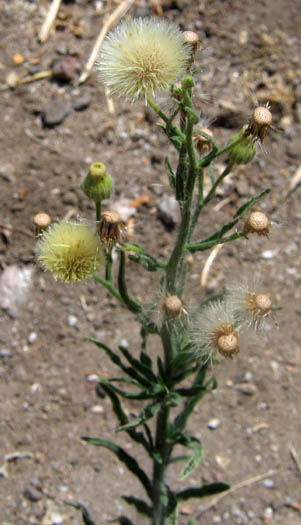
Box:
203;161;234;205
186;231;245;253
94;275;122;302
147;96;185;144
152;403;171;525
96;199;101;222
118;251;142;314
105;248;113;282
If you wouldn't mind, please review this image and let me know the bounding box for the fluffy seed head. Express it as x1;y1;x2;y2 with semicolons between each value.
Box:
96;17;191;102
243;211;270;237
226;278;273;330
38;221;103;282
190;301;241;362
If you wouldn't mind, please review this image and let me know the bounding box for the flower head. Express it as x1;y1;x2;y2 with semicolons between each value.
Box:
96;17;191;102
190;301;241;363
38;221;103;283
98;210;123;247
226;278;273;330
243;210;271;238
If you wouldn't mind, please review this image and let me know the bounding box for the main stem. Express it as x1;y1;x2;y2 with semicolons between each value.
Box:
152;403;171;525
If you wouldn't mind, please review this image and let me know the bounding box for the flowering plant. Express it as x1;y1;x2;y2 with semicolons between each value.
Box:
38;17;276;525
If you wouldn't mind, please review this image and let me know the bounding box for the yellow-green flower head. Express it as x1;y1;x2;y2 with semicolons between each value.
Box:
38;221;103;283
96;17;191;102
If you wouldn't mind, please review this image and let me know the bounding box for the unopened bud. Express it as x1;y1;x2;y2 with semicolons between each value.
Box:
181;75;195;89
193;127;214;155
254;293;272;313
98;210;122;247
34;212;51;237
228;130;256;165
81;162;113;203
163;295;184;319
183;31;200;49
244;105;272;142
243;211;270;237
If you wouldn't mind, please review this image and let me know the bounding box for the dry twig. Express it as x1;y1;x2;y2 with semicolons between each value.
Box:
195;469;276;518
289;443;301;481
38;0;62;43
200;244;223;288
78;0;136;85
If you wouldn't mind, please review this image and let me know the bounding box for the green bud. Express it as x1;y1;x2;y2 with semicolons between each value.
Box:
181;75;195;89
228;130;256;165
81;162;113;202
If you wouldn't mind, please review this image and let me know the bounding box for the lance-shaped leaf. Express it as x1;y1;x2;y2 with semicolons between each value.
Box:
117;401;161;432
177;482;230;501
122;496;152;517
178;440;203;480
103;378;162;401
165;157;176;190
82;437;153;500
99;381;152;455
118;345;158;385
66;501;95;525
89;338;149;388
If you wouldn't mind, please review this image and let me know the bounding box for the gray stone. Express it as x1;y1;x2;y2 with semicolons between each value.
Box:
158;195;180;228
24;486;41;502
72;91;92;111
0;265;34;318
42;100;70;127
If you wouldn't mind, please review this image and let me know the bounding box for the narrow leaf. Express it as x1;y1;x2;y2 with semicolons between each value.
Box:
117;402;161;432
82;437;153;499
119;345;158;384
177;482;230;501
122;496;152;517
178;442;203;480
66;501;95;525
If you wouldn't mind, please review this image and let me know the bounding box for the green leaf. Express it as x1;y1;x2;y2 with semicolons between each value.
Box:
82;437;153;499
177;482;230;501
117;401;161;432
140;349;153;370
119;345;158;385
114;517;134;525
66;501;95;525
168;455;190;464
178;441;203;480
233;187;271;219
89;338;148;388
122;496;152;517
175;385;206;397
165;157;176;190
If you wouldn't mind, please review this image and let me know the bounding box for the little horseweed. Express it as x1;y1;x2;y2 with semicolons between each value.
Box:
38;17;277;525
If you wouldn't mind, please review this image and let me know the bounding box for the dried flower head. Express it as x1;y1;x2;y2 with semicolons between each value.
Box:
190;301;241;362
193;127;214;155
98;210;123;247
34;212;51;238
243;210;270;237
38;221;103;283
162;295;185;320
226;278;273;330
244;104;272;142
96;17;191;102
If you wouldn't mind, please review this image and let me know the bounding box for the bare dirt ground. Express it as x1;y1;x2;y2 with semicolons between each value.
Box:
0;1;300;524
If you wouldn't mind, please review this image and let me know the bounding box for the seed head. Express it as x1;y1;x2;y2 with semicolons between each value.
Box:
244;105;272;142
98;210;122;247
193;127;214;155
34;212;51;237
38;221;103;283
190;301;241;362
163;295;184;320
226;278;273;330
243;211;270;237
96;17;191;102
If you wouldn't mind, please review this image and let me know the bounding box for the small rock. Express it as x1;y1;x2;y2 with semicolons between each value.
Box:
261;249;278;259
0;162;16;183
0;265;34;318
72;91;91;111
91;404;104;414
263;506;273;521
42;100;70;127
208;418;220;430
24;486;41;502
67;315;78;327
264;479;275;489
28;332;37;344
61;191;78;206
0;349;12;358
236;383;258;395
158;195;180;229
87;374;99;382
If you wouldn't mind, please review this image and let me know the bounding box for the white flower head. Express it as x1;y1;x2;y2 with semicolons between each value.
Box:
226;277;272;330
190;301;241;363
96;17;191;102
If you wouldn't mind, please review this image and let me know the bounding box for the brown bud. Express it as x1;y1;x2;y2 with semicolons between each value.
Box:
98;210;122;247
183;31;200;49
244;105;272;142
193;127;214;155
243;211;270;237
34;213;51;237
254;293;272;313
217;332;240;359
163;295;184;319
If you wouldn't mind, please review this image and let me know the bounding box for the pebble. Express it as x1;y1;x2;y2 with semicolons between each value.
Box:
0;349;12;358
28;332;37;344
208;418;220;430
0;162;16;183
72;91;92;111
263;507;273;521
61;190;78;206
42;100;70;127
264;478;275;489
236;383;258;395
0;265;34;318
261;249;279;259
91;404;104;414
67;315;78;327
23;486;41;502
158;195;180;228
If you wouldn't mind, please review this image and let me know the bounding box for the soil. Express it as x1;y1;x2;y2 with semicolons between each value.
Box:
0;1;300;524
